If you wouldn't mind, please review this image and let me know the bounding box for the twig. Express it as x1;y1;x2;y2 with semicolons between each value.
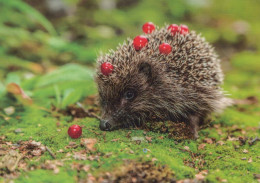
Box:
76;102;101;120
46;146;56;159
9;154;23;172
248;137;259;146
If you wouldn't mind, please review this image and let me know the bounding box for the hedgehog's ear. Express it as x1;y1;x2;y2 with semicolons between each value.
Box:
139;62;154;84
139;62;152;76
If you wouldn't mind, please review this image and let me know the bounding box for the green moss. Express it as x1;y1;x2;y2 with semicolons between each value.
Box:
16;169;75;183
1;0;260;182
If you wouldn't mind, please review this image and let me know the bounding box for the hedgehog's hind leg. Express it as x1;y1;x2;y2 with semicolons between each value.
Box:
188;115;200;139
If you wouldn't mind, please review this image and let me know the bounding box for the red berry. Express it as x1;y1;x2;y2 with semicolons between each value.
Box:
180;25;189;35
133;35;148;51
68;125;82;139
142;22;155;34
101;62;113;76
159;43;172;55
168;24;179;36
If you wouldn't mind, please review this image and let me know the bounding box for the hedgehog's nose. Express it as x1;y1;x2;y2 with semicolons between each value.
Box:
99;120;112;131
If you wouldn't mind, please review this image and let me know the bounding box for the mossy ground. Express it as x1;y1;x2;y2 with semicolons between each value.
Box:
0;0;260;182
0;53;259;182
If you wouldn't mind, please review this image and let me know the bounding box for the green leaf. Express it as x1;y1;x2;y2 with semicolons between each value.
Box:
54;85;62;108
61;88;83;108
33;80;96;99
5;72;21;85
36;64;95;88
0;55;43;74
1;0;57;35
0;82;5;97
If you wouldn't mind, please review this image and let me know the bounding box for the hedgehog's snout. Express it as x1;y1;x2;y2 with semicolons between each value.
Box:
99;119;112;131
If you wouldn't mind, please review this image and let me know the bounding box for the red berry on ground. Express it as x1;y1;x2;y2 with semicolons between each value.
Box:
159;43;172;55
142;22;155;34
168;24;179;36
133;35;148;51
101;62;114;76
68;125;82;139
180;25;189;35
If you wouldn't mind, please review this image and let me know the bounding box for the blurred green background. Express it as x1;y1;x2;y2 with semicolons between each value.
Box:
0;0;260;91
1;0;260;64
0;0;260;103
0;0;260;122
0;1;260;182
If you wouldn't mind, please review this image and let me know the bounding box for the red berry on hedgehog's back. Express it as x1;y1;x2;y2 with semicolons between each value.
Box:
159;43;172;55
180;25;189;35
133;35;148;51
101;62;113;76
142;22;155;34
168;24;179;36
68;125;82;139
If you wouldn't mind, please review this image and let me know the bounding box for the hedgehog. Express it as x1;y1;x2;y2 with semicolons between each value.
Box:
95;23;232;138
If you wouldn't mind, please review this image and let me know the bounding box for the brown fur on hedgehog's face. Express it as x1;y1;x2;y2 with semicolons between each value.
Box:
97;61;168;131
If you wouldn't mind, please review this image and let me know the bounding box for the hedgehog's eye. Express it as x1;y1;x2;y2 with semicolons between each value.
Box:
124;90;135;100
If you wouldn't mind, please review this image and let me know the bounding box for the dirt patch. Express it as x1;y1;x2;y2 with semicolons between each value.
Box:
94;160;176;183
59;95;101;119
0;137;51;179
61;105;100;120
142;121;194;140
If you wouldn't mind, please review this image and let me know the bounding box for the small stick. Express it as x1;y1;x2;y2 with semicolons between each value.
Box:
46;146;56;159
76;102;102;120
9;154;23;172
248;137;259;146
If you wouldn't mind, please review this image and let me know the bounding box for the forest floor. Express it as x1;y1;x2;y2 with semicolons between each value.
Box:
0;51;259;183
0;0;260;182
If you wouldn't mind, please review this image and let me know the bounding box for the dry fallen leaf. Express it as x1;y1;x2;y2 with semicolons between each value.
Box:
234;96;258;105
253;173;260;180
227;136;238;141
71;162;90;172
195;170;208;180
57;149;64;153
203;138;213;144
87;174;96;182
88;155;99;161
65;142;78;149
111;138;120;142
145;136;152;142
73;151;87;160
6;83;33;105
81;138;97;152
31;149;42;156
243;149;249;154
126;131;132;138
129;150;134;154
198;144;206;150
4;106;15;115
152;158;158;162
216;141;225;146
248;157;253;163
42;160;63;174
18;140;46;158
183;146;190;151
104;152;113;158
0;150;23;172
217;129;223;135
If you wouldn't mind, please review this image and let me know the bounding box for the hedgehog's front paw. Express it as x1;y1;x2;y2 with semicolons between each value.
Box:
189;115;200;140
192;130;199;140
